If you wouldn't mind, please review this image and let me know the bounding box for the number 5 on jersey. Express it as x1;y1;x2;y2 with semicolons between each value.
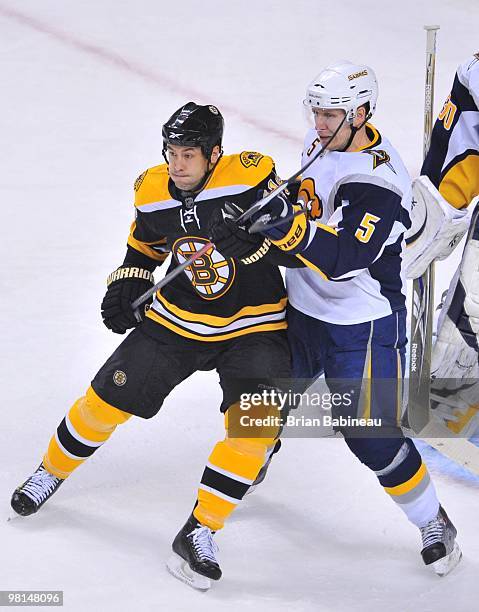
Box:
355;212;381;243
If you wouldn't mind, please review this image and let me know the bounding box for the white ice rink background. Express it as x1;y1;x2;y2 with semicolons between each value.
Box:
1;1;478;611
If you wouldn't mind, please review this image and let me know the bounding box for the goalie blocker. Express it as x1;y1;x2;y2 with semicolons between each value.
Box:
404;176;471;280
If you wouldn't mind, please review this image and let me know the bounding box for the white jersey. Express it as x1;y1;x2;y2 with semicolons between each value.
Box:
285;124;411;325
422;54;479;209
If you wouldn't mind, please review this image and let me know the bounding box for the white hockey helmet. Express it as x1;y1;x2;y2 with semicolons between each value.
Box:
304;61;378;123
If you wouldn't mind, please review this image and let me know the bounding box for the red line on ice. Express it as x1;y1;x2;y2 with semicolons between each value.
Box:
1;5;300;145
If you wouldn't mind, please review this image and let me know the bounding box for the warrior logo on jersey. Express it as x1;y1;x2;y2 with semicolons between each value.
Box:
134;171;148;192
240;151;264;168
298;177;323;220
173;236;236;300
364;150;397;174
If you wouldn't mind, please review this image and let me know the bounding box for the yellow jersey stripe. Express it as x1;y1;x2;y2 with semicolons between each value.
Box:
146;310;287;341
295;254;329;280
156;292;287;326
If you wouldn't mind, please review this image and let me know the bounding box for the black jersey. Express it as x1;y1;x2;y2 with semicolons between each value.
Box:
127;152;288;341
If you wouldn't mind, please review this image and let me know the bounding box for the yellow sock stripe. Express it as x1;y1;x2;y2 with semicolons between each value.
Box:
194;489;237;531
208;438;266;481
43;437;85;479
384;462;427;496
69;398;115;442
85;386;132;425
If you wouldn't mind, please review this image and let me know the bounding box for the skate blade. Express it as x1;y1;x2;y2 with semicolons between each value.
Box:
7;511;26;522
431;542;463;576
166;552;212;591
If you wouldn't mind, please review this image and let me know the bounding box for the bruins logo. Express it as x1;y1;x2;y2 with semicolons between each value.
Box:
113;370;127;386
172;236;236;300
134;170;148;192
240;151;264;168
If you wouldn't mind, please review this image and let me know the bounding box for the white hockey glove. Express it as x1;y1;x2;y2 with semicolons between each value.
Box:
403;176;471;279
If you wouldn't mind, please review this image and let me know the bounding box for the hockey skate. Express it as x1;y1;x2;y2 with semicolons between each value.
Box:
166;514;221;591
420;506;462;576
11;463;64;516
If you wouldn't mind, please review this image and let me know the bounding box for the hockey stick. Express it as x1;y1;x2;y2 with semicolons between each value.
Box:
249;205;308;234
130;117;347;316
235;114;347;226
406;25;440;433
402;27;479;476
130;241;213;321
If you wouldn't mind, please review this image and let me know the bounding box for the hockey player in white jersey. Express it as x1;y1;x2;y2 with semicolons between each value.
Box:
241;61;461;575
405;54;479;438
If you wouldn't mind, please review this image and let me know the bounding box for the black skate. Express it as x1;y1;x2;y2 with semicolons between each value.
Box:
166;514;221;590
11;463;64;516
420;505;462;576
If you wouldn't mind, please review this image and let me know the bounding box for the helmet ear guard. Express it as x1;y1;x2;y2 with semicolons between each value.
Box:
162;102;224;162
304;61;378;125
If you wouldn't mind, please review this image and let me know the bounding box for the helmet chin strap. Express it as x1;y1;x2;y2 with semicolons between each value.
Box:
175;149;224;197
338;111;372;152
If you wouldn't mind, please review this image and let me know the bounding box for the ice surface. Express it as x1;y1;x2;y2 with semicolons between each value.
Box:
1;1;478;610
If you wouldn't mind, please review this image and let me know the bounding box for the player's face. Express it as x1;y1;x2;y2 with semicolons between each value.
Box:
312;108;350;150
167;144;210;191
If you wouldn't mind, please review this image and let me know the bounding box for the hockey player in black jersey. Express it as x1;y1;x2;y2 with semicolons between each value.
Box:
10;102;300;590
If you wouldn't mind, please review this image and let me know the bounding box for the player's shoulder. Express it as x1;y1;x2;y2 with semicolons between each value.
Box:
133;163;171;208
457;54;479;107
340;125;410;193
210;152;275;189
458;54;479;81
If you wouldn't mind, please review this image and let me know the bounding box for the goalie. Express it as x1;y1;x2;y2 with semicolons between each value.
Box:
404;54;479;437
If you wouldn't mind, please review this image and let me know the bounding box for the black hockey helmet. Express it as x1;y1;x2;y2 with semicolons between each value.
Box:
162;102;224;160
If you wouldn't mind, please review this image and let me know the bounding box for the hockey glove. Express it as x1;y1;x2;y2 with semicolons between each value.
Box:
208;203;272;264
250;190;310;253
101;265;155;334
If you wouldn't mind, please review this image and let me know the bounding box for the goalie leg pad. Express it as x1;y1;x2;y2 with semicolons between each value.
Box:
433;201;479;378
431;203;479;436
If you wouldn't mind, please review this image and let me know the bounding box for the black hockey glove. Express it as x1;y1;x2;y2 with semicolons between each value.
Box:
101;265;155;334
208;202;271;264
249;190;294;241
